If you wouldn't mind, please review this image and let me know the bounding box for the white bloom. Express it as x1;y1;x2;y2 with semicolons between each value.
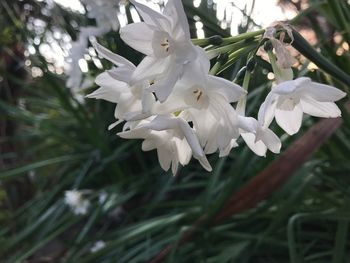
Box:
120;0;197;102
238;116;281;157
154;49;246;156
64;190;90;215
81;0;120;31
66;27;110;89
86;43;156;128
98;191;108;204
118;115;212;175
259;77;346;135
90;240;106;253
66;0;121;89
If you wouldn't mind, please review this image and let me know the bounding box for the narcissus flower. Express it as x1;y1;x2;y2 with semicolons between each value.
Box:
238;116;281;156
120;0;198;102
259;77;346;135
118;115;212;174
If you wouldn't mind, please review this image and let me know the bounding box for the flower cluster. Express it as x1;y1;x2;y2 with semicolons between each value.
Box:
87;0;346;175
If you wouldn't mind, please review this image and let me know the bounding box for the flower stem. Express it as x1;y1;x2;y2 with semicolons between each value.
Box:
191;29;265;46
222;29;265;45
236;71;251;115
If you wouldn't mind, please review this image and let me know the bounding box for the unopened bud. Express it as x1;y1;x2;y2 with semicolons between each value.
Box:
208;35;223;45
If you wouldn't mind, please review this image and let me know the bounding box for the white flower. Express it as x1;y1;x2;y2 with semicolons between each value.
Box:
238;116;281;157
64;190;90;215
154;48;246;156
258;77;346;135
81;0;120;31
120;0;197;102
66;27;110;89
86;43;156;128
118;115;212;175
90;240;106;253
98;191;108;204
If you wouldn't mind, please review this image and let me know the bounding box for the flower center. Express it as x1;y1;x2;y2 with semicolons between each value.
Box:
278;97;300;111
160;38;170;53
184;85;209;109
193;89;203;101
152;31;173;58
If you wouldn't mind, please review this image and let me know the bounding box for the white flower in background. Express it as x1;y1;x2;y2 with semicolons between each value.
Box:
64;190;90;215
86;43;156;129
120;0;198;102
66;0;122;90
67;27;109;90
81;0;120;31
118;115;212;175
90;240;106;253
258;77;346;135
98;191;108;204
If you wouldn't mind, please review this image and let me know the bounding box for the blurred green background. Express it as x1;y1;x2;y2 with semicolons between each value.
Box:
1;0;350;262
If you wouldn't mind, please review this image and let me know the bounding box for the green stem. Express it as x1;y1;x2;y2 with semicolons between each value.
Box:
221;29;265;45
207;39;256;59
191;29;264;46
236;71;251;115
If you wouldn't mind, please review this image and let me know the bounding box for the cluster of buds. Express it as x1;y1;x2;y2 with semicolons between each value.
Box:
87;0;346;175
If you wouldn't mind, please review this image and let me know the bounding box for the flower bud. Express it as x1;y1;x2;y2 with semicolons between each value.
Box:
208;35;223;45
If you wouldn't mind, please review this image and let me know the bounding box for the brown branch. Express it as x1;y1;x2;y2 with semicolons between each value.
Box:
149;101;350;263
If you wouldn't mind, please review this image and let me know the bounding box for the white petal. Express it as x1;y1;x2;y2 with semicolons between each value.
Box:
260;128;281;154
238;116;258;133
142;89;155;113
176;137;191;165
130;0;170;30
108;120;123;130
131;56;170;85
194;46;210;74
93;42;135;69
157;146;171;171
163;0;190;40
219;139;238;157
241;132;267;157
117;127;149;139
272;78;305;95
300;97;342;118
86;78;126;103
107;67;134;84
258;92;278;128
120;23;155;56
142;138;157;151
275;103;303;135
208;76;246;103
301;82;346;102
151;64;182;102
